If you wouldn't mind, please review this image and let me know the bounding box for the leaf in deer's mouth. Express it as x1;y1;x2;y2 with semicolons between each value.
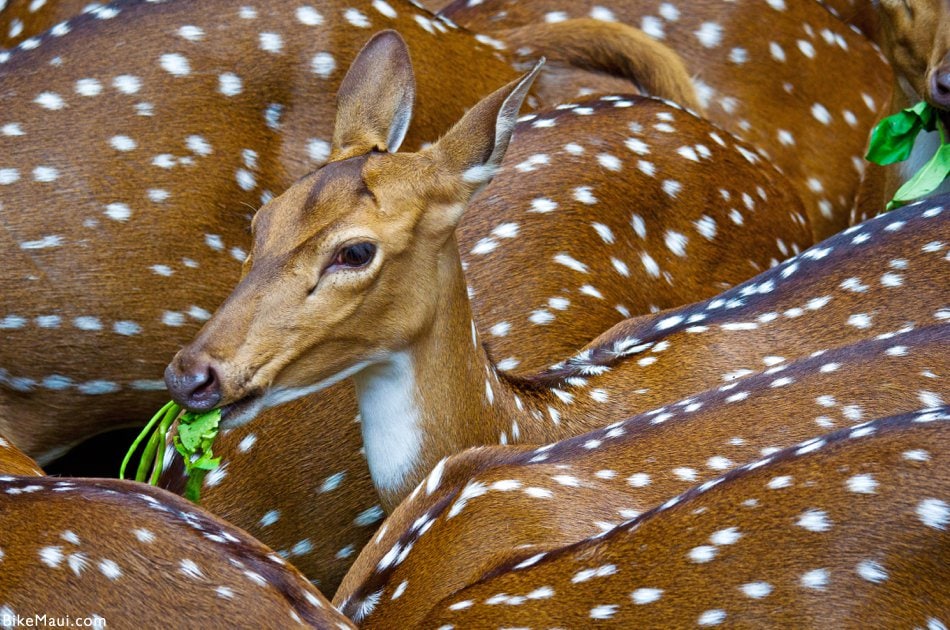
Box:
120;402;221;504
866;101;935;165
174;407;222;503
866;101;950;209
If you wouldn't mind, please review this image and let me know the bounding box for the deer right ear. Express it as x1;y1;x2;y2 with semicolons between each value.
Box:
330;30;416;161
430;60;543;197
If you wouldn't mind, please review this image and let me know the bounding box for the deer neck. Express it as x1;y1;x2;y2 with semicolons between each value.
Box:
351;236;552;509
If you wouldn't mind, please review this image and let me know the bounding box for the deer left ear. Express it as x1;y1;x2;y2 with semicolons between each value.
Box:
330;30;416;161
430;59;544;198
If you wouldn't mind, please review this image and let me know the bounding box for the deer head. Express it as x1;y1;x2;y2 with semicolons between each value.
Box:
876;0;950;111
165;30;542;426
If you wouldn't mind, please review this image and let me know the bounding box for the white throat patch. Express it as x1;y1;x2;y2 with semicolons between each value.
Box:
352;351;423;495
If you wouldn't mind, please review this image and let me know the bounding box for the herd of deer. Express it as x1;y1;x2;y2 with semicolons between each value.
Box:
0;0;947;627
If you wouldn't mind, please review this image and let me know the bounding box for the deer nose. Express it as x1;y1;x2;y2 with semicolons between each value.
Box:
165;356;222;411
930;65;950;109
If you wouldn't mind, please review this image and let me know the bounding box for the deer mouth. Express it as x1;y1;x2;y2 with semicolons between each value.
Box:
219;391;265;429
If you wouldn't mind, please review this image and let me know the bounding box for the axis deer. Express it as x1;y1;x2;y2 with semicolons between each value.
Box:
159;82;812;590
439;0;896;239
166;22;948;534
0;0;702;463
0;475;356;629
338;407;949;626
0;14;805;591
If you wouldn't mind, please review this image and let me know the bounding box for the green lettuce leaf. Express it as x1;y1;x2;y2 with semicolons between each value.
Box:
866;101;935;166
887;142;950;210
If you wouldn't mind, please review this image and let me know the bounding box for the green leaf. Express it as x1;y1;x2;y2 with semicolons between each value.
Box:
177;409;222;451
124;401;222;504
120;400;178;480
866;102;932;166
888;142;950;209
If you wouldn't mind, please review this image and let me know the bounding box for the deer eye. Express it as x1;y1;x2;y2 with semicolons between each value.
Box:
331;242;377;269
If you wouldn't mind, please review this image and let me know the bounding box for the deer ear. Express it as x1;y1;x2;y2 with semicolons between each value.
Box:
431;60;543;194
330;30;416;161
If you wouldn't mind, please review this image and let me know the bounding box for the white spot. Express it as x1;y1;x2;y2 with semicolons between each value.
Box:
177;25;204;41
741;582;772;599
110;135;136;151
627;473;651;488
698;610;726;626
113;321;141;336
597;153;622;171
917;498;948;530
522;199;560;217
75;78;103;96
307;138;331;163
919;391;945;409
664;230;688;256
219;73;243;96
179;558;204;579
32;166;59;182
344;7;371;27
297;6;324;25
1;123;24;136
710;527;741;545
186;135;212;156
237;434;257;453
104;203;131;221
631;588;663;604
98;559;122;580
113;75;141;94
797;508;831;532
553;253;589;273
689;545;717;563
856;559;887;583
159;53;191;76
801;568;828;590
39;546;64;567
590;605;618;620
34;92;65;110
847;313;872;329
573;186;597;205
811;103;832;125
846;473;877;494
312;52;336;78
695;22;723;48
259;32;283;53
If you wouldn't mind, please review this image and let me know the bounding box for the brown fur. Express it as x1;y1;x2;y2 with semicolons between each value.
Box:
499;19;702;112
821;0;883;40
332;196;949;623
170;32;943;600
0;476;354;627
499;19;703;112
340;409;949;626
0;431;43;475
442;0;896;240
162;88;817;591
0;0;91;48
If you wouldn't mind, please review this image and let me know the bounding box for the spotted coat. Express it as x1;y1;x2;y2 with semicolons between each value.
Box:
441;0;896;240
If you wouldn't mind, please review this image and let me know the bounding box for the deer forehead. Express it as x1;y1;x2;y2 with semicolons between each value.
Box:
252;152;430;256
